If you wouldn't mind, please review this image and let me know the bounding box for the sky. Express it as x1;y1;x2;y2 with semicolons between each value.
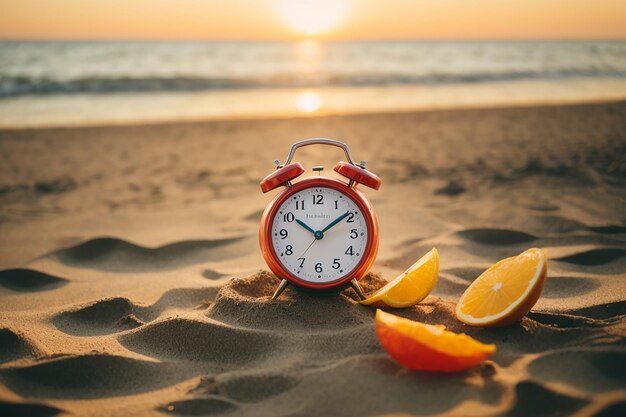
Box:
1;0;625;40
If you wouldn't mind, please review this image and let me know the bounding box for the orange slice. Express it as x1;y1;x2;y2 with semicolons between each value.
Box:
375;309;496;372
360;248;439;308
455;248;548;327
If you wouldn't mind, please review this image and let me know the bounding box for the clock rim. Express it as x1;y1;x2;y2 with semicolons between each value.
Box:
259;176;379;290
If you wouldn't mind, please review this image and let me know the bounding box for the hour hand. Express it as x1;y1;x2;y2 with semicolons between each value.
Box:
296;219;316;235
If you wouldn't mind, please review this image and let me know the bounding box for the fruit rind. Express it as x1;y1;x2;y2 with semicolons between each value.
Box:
375;309;496;372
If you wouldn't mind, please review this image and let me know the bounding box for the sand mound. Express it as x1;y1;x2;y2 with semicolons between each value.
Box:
119;317;277;363
0;268;68;291
206;270;387;331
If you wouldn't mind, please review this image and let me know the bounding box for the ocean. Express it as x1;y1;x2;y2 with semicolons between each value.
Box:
1;40;625;127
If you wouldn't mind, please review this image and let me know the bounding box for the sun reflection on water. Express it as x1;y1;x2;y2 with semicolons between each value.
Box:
295;90;322;113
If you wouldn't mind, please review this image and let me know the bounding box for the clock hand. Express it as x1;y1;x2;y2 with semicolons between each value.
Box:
298;237;317;258
296;219;316;236
321;211;351;234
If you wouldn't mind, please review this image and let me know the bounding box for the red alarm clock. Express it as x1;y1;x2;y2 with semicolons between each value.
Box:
259;138;381;300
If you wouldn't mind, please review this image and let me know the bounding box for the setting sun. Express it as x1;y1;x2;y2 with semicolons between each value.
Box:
277;0;349;36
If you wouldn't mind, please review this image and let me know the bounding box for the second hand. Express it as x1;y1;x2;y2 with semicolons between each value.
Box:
298;237;317;259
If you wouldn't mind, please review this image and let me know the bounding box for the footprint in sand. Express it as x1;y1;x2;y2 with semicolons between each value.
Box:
46;236;252;272
0;400;62;417
457;228;538;245
528;350;626;394
190;373;298;403
1;354;178;399
441;266;488;282
52;298;143;336
161;373;299;415
554;248;626;266
568;300;626;320
0;268;68;292
118;317;277;364
506;380;589;417
202;269;226;280
526;311;606;329
542;276;601;299
159;397;238;416
0;328;40;363
587;400;626;417
53;287;220;335
587;225;626;234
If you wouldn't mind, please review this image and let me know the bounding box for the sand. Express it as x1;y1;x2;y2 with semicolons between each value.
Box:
0;101;625;417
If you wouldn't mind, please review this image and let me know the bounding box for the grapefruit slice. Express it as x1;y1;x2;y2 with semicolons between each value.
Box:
375;309;496;372
455;248;548;327
360;248;439;308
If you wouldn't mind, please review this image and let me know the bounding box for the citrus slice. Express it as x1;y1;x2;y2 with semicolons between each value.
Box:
455;248;548;327
375;309;496;372
360;248;439;308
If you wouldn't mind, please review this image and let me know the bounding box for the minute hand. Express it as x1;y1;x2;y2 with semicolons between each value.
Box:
321;211;351;233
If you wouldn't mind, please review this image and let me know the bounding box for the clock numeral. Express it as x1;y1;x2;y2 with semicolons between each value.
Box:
345;245;354;256
350;228;358;239
279;229;288;239
285;245;293;255
295;200;305;210
312;194;324;205
315;263;323;273
332;258;341;269
284;212;294;222
346;212;355;223
334;200;338;209
298;257;305;268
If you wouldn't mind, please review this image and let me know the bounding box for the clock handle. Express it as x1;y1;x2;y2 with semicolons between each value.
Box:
283;138;356;166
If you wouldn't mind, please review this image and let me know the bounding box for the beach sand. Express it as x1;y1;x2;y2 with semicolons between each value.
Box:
0;101;625;417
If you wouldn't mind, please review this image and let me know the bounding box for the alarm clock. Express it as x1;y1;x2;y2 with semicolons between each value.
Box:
259;138;381;300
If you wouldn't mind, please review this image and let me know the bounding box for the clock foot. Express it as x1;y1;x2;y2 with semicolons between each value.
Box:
350;279;366;300
271;279;289;300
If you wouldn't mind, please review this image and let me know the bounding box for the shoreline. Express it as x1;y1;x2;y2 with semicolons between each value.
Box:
1;78;626;129
0;96;625;133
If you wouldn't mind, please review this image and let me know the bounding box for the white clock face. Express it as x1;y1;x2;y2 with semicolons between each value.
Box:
271;186;368;284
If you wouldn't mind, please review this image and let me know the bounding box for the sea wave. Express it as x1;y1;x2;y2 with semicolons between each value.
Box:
2;68;626;98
